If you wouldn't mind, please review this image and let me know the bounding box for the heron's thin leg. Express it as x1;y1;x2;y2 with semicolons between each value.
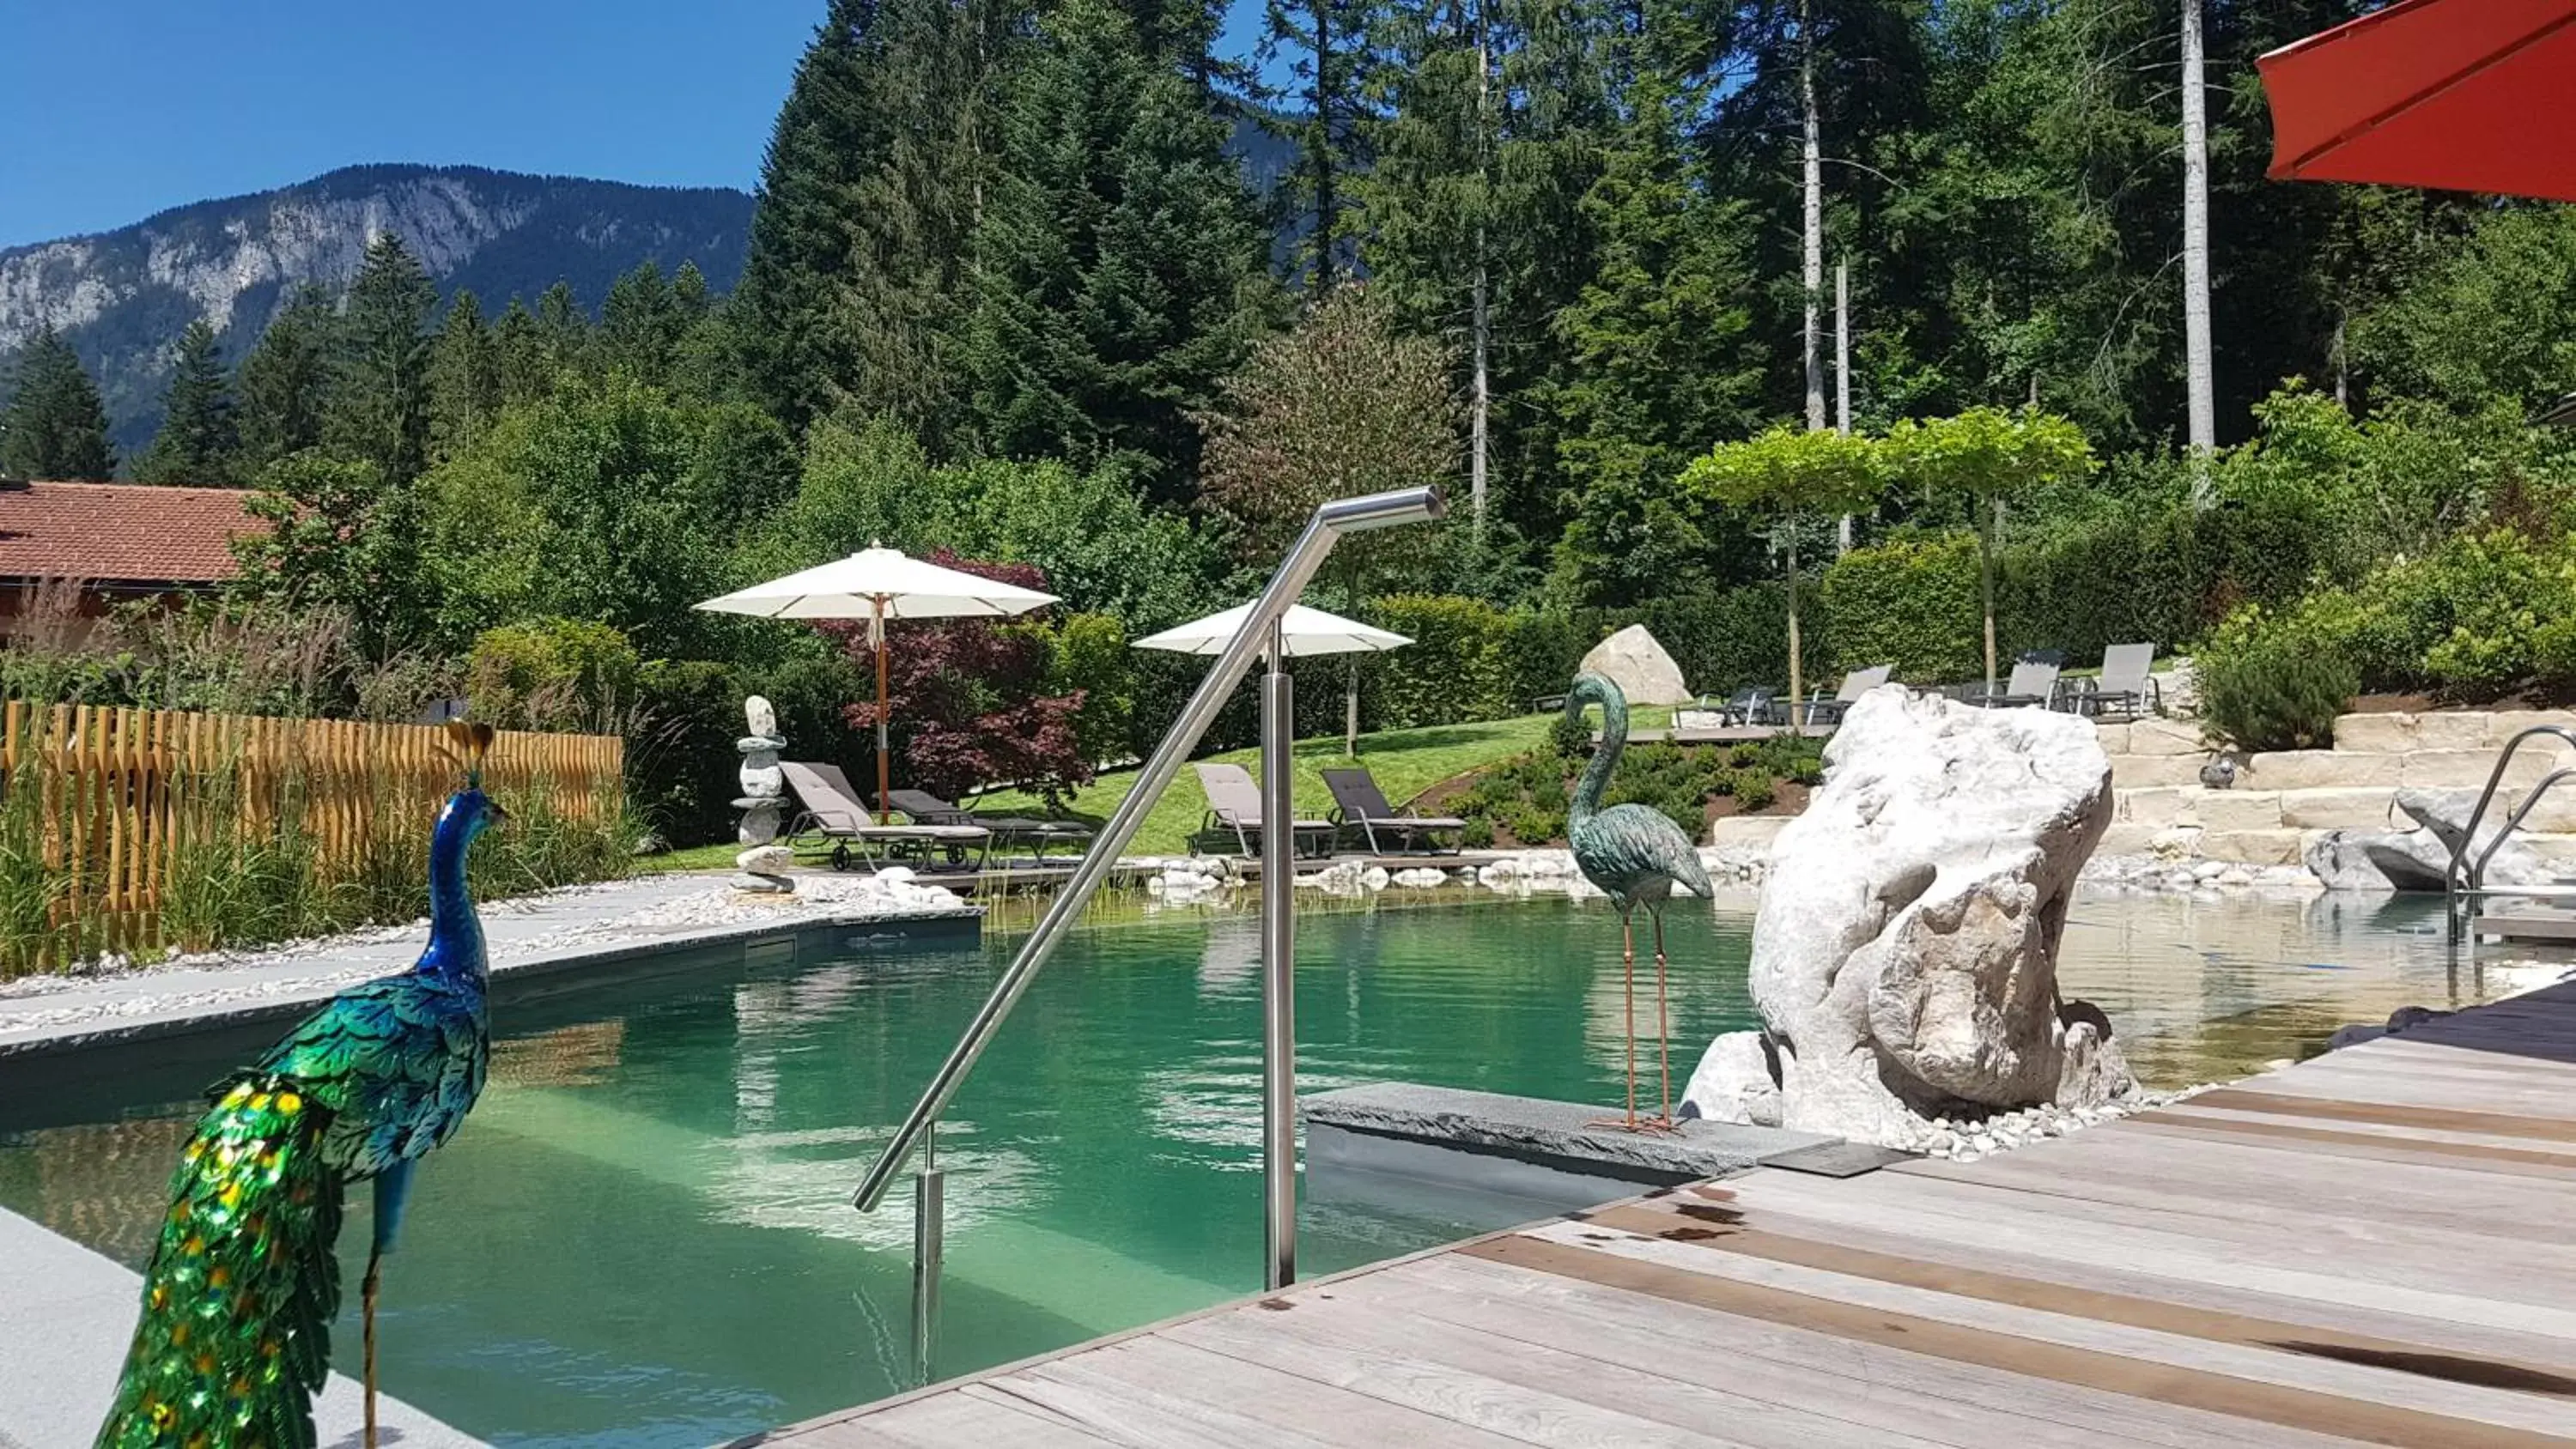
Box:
1653;909;1673;1130
362;1249;382;1449
1623;913;1637;1130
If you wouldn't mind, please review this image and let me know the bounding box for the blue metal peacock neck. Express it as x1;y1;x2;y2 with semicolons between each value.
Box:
419;786;495;985
1566;672;1628;829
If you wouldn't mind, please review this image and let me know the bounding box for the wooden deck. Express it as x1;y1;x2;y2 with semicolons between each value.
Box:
760;976;2576;1448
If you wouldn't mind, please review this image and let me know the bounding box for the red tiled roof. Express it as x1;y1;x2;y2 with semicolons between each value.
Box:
0;480;269;585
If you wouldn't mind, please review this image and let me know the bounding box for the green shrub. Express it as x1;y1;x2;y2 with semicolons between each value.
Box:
1460;815;1496;850
2197;617;2360;752
1546;709;1590;760
466;618;643;732
1364;594;1515;728
1731;769;1777;812
1820;534;1984;682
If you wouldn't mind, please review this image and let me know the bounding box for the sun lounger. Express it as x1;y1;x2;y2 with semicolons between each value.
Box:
1321;767;1466;854
1691;686;1777;729
1193;762;1334;858
1798;664;1893;726
2073;642;2161;719
887;787;1094;859
1965;659;2062;710
781;761;991;870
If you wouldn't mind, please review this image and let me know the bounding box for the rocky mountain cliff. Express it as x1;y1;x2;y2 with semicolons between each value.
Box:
0;164;754;459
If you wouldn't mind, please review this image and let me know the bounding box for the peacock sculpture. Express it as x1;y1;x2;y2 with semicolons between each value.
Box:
1564;672;1713;1133
98;721;506;1449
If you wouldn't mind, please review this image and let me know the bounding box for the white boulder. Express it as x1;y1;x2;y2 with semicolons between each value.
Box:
1577;625;1693;707
1682;688;2136;1146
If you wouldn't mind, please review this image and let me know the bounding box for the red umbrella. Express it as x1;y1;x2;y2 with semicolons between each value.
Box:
2259;0;2576;201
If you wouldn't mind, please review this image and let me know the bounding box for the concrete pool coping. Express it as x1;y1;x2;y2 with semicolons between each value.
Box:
0;873;983;1062
0;1205;487;1449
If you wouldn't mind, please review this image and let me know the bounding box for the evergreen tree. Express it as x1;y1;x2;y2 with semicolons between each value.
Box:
534;282;592;379
235;286;336;467
1263;0;1376;290
494;298;551;406
326;234;439;485
956;0;1273;498
736;0;1014;437
599;262;682;380
136;320;240;485
0;328;117;480
428;290;503;463
1358;0;1620;551
1545;0;1766;605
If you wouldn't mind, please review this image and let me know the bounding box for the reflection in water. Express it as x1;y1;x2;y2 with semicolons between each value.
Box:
0;888;2559;1447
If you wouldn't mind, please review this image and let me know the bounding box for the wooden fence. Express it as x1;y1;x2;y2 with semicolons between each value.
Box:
0;702;623;960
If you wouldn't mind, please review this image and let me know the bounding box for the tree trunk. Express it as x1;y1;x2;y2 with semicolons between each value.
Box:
2182;0;2215;503
1786;523;1804;728
1835;258;1853;555
1346;657;1360;756
1801;1;1826;434
1470;6;1492;535
1311;0;1338;292
1980;497;1999;695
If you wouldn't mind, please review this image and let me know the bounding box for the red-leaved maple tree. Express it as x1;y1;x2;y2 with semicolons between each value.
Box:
820;553;1093;807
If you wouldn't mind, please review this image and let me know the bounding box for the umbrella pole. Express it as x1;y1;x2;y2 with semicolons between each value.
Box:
875;597;892;825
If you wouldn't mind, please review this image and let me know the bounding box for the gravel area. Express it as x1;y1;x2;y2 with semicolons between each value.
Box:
0;870;973;1050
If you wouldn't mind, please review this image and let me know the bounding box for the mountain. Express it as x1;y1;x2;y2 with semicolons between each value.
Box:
0;164;756;462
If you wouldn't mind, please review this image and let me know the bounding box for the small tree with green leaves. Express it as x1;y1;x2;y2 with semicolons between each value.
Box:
1683;425;1883;715
1885;407;2096;693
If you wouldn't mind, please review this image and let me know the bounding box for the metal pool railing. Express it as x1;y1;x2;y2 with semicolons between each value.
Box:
2445;724;2576;942
849;485;1447;1373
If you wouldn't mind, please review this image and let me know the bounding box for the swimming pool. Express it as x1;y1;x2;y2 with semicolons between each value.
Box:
0;887;2549;1445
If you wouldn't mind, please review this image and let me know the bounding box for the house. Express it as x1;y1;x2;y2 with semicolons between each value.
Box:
0;479;270;638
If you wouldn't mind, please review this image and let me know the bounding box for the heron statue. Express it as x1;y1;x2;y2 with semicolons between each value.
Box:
1564;671;1712;1132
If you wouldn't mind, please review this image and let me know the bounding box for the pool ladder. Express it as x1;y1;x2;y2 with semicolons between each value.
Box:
2445;724;2576;942
848;486;1448;1378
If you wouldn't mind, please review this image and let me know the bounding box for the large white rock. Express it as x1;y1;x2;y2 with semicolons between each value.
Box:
1680;688;2136;1147
1577;624;1693;706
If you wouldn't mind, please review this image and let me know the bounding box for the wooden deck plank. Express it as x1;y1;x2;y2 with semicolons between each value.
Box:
1482;1227;2576;1446
1911;1126;2576;1242
1370;1253;2353;1449
1729;1167;2576;1325
1661;1184;2576;1374
2187;1087;2576;1139
1163;1298;1762;1448
1049;1336;1532;1448
848;1389;1122;1448
1218;1273;1972;1449
2118;1113;2576;1183
1583;1199;2576;1391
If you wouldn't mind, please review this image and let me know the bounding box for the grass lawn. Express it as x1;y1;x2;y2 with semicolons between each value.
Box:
637;703;1674;868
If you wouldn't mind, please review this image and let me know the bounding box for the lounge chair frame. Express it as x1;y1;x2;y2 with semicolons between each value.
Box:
1321;767;1465;855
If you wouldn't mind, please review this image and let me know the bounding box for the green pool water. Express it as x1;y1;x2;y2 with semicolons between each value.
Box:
0;888;2549;1446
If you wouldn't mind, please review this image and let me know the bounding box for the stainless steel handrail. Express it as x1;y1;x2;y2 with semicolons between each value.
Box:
2467;765;2576;893
2446;725;2576;897
851;485;1447;1213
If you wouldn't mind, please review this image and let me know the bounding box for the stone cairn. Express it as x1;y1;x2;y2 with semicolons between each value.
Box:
733;695;795;894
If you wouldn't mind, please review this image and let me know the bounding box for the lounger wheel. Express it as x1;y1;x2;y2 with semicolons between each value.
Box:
830;842;853;871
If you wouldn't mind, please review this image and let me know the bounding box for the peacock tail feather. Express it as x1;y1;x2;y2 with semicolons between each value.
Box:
96;1072;343;1449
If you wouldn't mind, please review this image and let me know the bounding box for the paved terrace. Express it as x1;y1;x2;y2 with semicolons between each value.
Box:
758;974;2576;1448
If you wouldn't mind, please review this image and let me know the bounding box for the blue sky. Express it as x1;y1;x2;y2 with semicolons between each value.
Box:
0;0;1275;250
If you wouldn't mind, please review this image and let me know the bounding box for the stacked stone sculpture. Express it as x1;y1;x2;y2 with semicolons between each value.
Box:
733;695;795;894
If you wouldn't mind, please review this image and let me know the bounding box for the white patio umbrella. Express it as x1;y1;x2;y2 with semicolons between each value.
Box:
696;544;1060;822
1133;602;1411;658
1136;601;1411;755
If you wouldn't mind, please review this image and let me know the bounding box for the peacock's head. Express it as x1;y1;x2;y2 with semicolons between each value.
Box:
435;721;509;848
